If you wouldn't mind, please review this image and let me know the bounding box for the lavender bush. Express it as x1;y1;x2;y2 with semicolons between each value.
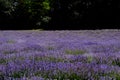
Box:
0;30;120;80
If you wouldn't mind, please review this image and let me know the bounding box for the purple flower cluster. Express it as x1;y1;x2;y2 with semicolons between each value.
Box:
0;30;120;79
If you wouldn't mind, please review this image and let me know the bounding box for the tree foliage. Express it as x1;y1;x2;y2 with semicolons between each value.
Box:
49;0;118;29
0;0;120;29
0;0;51;29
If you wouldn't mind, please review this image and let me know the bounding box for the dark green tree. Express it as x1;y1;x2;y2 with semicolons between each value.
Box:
0;0;51;29
48;0;116;29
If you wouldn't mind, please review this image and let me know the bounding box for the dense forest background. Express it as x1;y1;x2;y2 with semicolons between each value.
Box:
0;0;120;30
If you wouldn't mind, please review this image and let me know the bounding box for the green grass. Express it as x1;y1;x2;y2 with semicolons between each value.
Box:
65;49;86;55
87;56;93;63
7;40;16;44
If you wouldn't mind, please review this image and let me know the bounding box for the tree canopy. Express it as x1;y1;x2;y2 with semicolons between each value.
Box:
0;0;120;30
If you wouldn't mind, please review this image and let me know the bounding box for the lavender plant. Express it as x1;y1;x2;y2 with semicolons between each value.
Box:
0;30;120;79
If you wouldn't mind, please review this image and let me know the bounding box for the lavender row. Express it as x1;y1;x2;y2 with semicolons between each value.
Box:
0;30;120;79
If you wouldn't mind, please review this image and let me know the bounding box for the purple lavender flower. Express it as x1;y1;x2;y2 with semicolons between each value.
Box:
0;30;120;79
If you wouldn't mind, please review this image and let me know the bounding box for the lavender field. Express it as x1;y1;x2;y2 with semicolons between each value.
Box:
0;30;120;80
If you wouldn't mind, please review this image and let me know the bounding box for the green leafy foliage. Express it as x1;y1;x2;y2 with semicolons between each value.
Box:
0;0;116;29
0;0;51;29
42;0;50;10
0;0;14;15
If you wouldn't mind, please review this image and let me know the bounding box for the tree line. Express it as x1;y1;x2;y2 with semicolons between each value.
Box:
0;0;120;30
